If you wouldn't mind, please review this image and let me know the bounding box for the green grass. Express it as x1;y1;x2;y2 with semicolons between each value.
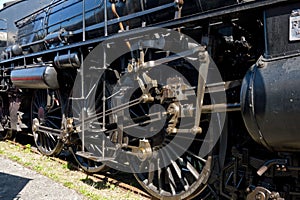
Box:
8;155;21;162
33;165;43;172
0;141;149;200
24;144;31;153
24;162;32;167
63;181;74;188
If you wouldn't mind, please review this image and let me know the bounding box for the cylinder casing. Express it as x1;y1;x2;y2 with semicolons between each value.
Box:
241;56;300;151
11;66;59;89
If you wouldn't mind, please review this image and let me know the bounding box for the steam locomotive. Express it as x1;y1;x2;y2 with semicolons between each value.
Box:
1;0;300;199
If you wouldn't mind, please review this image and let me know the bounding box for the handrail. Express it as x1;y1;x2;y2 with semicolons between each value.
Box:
0;0;293;65
82;0;86;41
15;0;64;25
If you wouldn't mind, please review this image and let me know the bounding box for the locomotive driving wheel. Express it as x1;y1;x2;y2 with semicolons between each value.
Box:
31;89;63;156
68;29;225;198
132;134;214;199
0;95;11;140
131;112;215;199
113;63;220;199
110;44;224;199
69;69;117;173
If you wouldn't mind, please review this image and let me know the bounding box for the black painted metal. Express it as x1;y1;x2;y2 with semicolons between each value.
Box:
264;2;300;58
241;56;300;151
0;0;295;65
0;0;52;51
1;0;300;198
16;0;178;47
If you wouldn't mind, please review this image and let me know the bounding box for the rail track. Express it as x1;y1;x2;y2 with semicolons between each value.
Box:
2;136;151;199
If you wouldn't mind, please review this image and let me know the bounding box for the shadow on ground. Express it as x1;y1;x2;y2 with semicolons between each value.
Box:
0;172;31;200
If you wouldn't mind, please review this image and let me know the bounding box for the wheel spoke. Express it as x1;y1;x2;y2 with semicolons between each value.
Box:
147;161;155;185
68;75;114;173
33;102;39;110
171;160;189;191
46;119;59;129
157;158;163;193
47;107;61;114
45;133;52;151
48;133;55;148
164;137;207;163
185;159;200;180
166;167;177;195
129;110;139;118
48;132;56;142
41;134;47;150
164;144;189;191
32;90;63;156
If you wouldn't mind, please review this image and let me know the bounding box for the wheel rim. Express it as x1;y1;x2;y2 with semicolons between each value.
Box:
132;129;214;199
131;105;222;199
121;64;221;199
68;30;225;198
31;90;63;156
110;70;214;199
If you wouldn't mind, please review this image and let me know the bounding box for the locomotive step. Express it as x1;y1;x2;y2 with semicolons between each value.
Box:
75;151;115;162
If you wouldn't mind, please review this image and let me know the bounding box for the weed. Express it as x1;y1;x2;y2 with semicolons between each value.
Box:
24;162;32;167
0;141;148;200
8;155;21;162
33;165;43;172
62;163;68;169
79;188;101;200
48;173;59;181
109;184;116;190
24;144;31;153
63;181;74;188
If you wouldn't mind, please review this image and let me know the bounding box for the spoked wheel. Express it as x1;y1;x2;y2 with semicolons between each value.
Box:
132;119;215;199
134;158;212;199
0;95;12;140
121;57;223;199
113;69;216;199
69;69;117;173
31;89;63;156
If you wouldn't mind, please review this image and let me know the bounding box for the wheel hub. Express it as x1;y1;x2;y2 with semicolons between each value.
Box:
38;107;45;122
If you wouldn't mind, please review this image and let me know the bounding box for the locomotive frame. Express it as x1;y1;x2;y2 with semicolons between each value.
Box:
0;0;300;199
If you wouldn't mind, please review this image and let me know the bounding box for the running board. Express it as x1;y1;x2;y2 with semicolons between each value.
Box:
75;151;115;162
